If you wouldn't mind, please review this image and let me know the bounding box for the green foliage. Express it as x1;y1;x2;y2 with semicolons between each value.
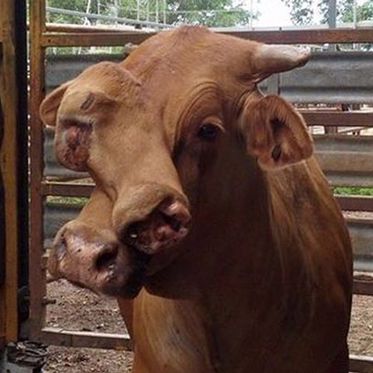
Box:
165;0;250;27
282;0;314;25
281;0;373;26
46;0;252;27
47;0;87;23
340;0;373;23
333;187;373;197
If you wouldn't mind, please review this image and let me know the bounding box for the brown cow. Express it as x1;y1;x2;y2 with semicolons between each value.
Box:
41;27;352;373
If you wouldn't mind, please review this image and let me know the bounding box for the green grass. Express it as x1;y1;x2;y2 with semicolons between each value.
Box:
333;187;373;196
46;196;89;207
46;188;373;206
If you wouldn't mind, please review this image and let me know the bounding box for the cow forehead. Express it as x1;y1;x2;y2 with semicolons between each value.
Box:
124;27;255;75
69;61;142;101
127;31;254;109
62;28;259;128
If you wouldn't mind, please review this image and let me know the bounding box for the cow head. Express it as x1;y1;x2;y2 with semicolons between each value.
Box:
41;27;313;298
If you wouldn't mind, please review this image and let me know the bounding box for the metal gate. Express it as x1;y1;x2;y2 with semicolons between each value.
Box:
28;0;373;370
0;0;28;349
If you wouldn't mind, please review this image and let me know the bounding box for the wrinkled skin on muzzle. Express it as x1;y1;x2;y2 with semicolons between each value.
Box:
49;190;151;297
41;26;312;298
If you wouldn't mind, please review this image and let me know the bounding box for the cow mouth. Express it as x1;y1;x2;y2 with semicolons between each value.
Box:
121;199;191;255
94;245;151;298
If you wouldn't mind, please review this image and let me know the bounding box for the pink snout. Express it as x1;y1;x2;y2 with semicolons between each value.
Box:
120;197;191;255
48;222;149;298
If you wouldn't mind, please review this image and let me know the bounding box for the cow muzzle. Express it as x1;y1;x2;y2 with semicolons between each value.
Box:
113;186;191;255
121;197;191;254
48;222;149;298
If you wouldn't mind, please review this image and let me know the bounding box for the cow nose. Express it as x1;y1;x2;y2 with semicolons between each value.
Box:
122;198;191;254
95;243;119;271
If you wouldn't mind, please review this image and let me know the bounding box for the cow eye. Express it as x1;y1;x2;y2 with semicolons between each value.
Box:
197;123;220;141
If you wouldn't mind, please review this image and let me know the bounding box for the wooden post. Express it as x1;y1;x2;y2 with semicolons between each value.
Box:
0;0;19;343
29;0;47;341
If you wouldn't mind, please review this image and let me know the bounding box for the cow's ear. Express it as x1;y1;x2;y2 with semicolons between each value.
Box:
241;95;313;170
40;82;71;126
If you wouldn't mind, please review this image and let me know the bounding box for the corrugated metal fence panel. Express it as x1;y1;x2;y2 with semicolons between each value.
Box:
314;135;373;187
46;51;373;104
278;52;373;104
350;220;373;272
46;54;122;92
44;203;82;248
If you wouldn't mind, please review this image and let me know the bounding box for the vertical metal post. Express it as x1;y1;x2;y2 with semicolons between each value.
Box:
249;0;253;29
163;0;166;24
156;0;159;24
328;0;337;28
327;0;337;52
29;0;47;341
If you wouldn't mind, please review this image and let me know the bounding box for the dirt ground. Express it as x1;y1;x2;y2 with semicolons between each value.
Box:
43;280;373;373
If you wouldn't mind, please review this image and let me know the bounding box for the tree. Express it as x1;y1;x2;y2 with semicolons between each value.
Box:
281;0;314;25
47;0;88;23
164;0;251;27
46;0;253;27
340;0;373;23
281;0;372;26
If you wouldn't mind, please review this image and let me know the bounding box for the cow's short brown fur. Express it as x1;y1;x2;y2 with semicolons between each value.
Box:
41;27;352;373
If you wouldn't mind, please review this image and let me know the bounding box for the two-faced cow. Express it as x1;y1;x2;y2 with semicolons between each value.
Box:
41;27;352;373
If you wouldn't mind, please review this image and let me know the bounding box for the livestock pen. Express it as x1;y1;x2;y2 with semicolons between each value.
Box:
0;0;373;371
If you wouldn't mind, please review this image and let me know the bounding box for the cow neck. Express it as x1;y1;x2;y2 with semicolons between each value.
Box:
145;136;287;305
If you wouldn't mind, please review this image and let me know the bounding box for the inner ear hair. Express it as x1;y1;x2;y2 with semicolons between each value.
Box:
270;118;285;134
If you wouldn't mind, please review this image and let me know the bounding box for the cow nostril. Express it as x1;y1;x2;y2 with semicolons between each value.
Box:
54;234;68;260
158;199;191;230
126;224;140;240
95;245;118;271
161;212;182;232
